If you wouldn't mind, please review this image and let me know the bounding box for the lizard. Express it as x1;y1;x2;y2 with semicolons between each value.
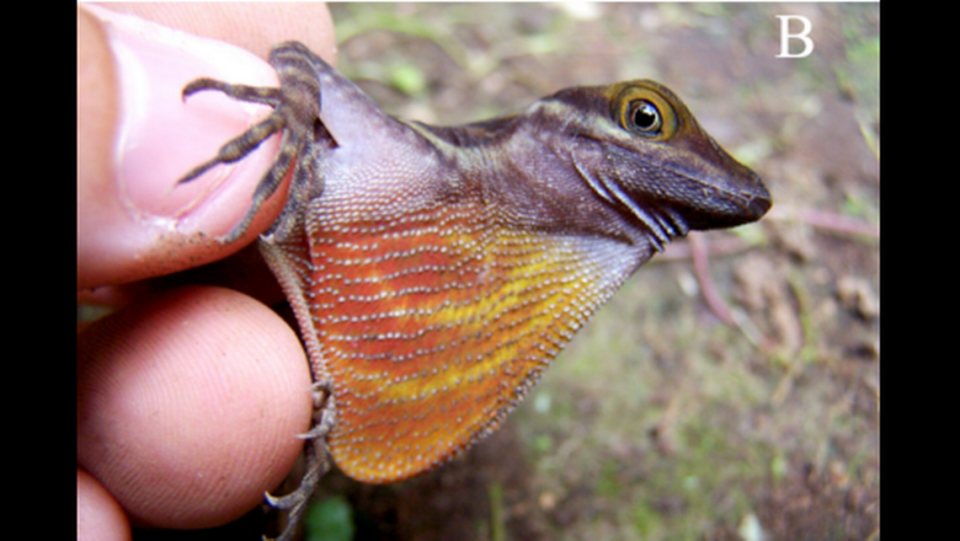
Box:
179;41;771;540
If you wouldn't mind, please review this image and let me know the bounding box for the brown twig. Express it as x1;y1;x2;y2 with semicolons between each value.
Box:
657;234;756;263
768;206;879;239
684;233;773;350
689;232;736;326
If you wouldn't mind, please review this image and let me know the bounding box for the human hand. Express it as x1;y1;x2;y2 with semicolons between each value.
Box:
77;4;335;539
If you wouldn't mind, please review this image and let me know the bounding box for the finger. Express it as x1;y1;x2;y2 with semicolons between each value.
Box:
78;241;285;315
77;286;312;529
78;6;277;289
77;5;335;290
78;468;131;541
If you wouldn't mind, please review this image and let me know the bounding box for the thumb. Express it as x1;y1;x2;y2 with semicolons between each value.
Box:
78;5;283;290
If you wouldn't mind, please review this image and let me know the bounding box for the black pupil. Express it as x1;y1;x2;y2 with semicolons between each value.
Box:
632;101;660;132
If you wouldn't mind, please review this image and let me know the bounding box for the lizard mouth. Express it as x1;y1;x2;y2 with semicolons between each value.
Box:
573;151;689;252
575;142;771;243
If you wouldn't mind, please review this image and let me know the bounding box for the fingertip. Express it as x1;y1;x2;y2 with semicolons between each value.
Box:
77;286;312;529
79;469;132;541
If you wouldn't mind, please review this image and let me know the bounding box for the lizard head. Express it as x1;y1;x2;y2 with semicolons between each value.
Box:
542;80;771;248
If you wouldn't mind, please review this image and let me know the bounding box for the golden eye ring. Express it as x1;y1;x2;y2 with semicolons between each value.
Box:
612;83;679;141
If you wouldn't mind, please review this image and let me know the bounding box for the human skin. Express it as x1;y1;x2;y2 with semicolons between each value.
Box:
77;4;335;539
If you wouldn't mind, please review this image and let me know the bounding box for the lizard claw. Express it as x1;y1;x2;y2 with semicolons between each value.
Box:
264;436;331;541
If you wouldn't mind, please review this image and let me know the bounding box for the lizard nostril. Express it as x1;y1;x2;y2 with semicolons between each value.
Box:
749;192;773;218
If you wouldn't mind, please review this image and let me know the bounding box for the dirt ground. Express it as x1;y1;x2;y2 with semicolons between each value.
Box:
135;3;880;540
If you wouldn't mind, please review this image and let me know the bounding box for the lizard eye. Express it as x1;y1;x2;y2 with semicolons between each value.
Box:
628;100;662;135
611;82;679;140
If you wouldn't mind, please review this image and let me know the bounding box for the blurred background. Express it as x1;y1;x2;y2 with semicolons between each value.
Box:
302;4;879;541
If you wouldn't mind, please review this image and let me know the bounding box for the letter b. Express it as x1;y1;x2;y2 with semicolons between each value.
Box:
776;15;814;58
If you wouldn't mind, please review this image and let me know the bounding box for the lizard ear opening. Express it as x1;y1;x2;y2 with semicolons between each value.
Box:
312;117;343;152
612;84;679;141
314;117;339;147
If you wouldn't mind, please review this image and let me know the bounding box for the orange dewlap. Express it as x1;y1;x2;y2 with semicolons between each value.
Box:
306;197;630;482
